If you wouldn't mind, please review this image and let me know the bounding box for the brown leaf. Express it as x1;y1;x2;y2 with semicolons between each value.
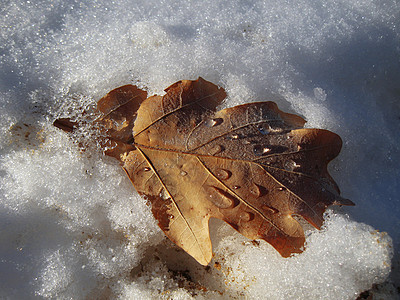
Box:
54;84;147;159
96;84;147;144
95;84;147;159
53;118;78;133
54;77;354;266
122;78;353;265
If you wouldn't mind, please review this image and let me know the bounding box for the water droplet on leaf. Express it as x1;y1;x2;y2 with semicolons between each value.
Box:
262;205;279;214
249;183;268;198
209;144;225;155
206;118;223;127
263;147;271;153
253;145;271;156
215;168;231;180
258;125;270;135
239;211;254;222
207;186;238;209
284;161;294;171
253;145;263;156
284;160;300;171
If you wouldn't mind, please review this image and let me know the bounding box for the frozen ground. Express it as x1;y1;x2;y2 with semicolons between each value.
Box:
1;0;399;299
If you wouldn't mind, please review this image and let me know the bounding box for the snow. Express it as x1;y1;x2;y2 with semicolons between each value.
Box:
1;0;399;298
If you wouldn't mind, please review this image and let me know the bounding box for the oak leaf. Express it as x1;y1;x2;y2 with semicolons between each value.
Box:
54;77;354;266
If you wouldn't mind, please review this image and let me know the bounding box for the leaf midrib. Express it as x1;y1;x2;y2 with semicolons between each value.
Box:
135;145;209;263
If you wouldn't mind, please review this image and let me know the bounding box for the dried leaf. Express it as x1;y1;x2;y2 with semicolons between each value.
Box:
96;84;147;144
54;78;354;266
54;84;147;158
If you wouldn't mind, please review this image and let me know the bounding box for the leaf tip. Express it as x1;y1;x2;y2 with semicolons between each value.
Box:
333;197;355;206
53;118;77;132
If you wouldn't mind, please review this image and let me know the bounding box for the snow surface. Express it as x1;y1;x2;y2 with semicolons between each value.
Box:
1;0;399;299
